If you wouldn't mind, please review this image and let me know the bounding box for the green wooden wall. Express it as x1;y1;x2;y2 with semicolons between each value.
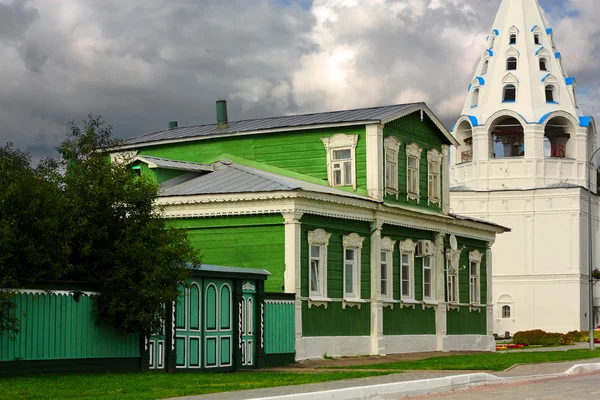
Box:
300;215;371;299
0;292;140;362
264;301;295;354
383;306;436;335
138;125;368;195
302;302;370;337
446;307;487;335
168;216;285;293
383;112;445;213
130;161;185;185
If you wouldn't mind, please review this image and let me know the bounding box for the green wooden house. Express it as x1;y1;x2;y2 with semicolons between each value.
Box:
117;101;508;360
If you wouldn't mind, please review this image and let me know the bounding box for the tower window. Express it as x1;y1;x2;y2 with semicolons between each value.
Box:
471;88;480;108
545;85;557;103
503;85;516;102
534;34;541;45
490;36;495;49
481;60;489;75
506;57;517;70
539;58;548;71
509;34;517;44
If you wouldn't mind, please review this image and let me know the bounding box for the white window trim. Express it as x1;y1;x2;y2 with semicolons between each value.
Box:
427;149;442;206
342;233;365;301
469;250;483;305
446;248;461;304
308;229;331;300
322;134;359;191
380;236;396;300
384;136;401;197
399;239;417;300
406;143;422;203
422;255;434;301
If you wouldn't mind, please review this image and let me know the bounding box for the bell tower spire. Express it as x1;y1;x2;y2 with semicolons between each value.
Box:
450;0;595;190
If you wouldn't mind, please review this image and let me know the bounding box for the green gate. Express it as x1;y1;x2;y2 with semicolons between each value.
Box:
204;279;232;369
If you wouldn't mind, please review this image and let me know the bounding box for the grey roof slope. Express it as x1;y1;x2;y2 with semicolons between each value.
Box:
159;159;370;200
135;155;214;172
125;102;455;147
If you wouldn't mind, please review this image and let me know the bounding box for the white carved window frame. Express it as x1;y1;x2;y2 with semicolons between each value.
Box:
308;229;331;301
469;250;483;305
380;236;396;300
399;239;417;300
384;136;401;197
342;233;365;301
446;248;461;304
422;254;434;301
406;143;422;203
322;134;359;191
427;149;442;206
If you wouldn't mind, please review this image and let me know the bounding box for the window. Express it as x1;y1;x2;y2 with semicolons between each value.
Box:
322;134;359;190
539;57;548;71
502;305;511;318
490;36;495;49
380;237;396;299
308;229;331;298
427;149;442;205
534;34;540;45
503;84;516;102
423;255;433;300
481;60;488;75
471;88;479;108
343;233;364;300
406;143;422;202
509;34;517;44
545;85;557;103
384;136;401;195
399;239;416;300
506;57;517;70
469;250;482;305
446;249;461;304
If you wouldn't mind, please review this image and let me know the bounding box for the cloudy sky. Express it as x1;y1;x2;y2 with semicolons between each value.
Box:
0;0;598;160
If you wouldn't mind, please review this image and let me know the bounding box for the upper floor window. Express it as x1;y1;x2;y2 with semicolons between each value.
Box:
380;237;396;299
509;34;517;44
343;233;364;300
539;57;548;71
308;229;331;299
545;85;558;103
481;60;489;75
322;134;358;191
406;143;422;203
422;255;434;300
469;250;482;305
503;84;517;102
400;239;417;300
471;88;480;108
506;57;517;70
427;149;442;206
384;136;401;196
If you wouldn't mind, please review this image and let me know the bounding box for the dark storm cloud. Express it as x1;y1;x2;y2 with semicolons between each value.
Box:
0;0;39;41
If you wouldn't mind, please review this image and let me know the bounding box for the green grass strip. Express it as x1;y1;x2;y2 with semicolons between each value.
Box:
327;349;600;372
0;371;393;400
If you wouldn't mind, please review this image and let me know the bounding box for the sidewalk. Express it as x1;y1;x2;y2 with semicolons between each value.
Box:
164;358;600;400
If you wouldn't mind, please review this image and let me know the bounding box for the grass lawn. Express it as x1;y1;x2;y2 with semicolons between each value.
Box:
328;349;600;372
0;371;393;400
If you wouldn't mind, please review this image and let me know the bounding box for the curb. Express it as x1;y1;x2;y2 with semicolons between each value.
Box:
246;363;600;400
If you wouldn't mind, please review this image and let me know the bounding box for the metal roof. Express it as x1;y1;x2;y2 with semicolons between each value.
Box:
124;102;458;147
159;159;371;200
188;264;270;277
448;213;511;232
133;155;214;172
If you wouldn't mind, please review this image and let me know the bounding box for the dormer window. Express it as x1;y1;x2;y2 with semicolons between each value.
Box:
427;149;442;206
384;136;401;196
471;88;480;108
406;143;422;203
539;58;548;71
545;85;558;103
509;34;517;44
506;57;517;70
322;134;358;190
481;60;489;75
503;84;517;102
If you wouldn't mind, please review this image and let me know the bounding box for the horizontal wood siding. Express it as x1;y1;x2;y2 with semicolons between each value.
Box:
446;307;487;335
1;293;139;362
301;301;370;337
382;306;436;335
440;236;488;305
300;215;371;299
383;112;444;213
264;302;295;355
168;216;285;293
138;125;368;194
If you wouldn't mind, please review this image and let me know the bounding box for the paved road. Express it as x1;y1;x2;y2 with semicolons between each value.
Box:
416;372;600;399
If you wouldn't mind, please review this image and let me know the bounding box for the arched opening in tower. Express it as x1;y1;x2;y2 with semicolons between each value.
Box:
455;120;473;163
544;116;573;158
490;116;524;158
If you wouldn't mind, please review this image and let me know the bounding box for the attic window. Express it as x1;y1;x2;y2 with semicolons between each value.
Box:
322;134;359;190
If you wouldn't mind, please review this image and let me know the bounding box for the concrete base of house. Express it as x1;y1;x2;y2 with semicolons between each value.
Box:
443;334;496;352
296;336;372;360
383;335;438;354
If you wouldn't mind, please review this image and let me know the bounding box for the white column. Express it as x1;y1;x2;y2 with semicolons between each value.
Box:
442;144;450;215
282;212;304;345
366;124;384;201
434;233;447;351
486;240;495;347
370;221;385;355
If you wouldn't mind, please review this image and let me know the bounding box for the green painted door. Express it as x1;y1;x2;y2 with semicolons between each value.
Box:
175;282;203;369
204;279;233;369
241;281;257;367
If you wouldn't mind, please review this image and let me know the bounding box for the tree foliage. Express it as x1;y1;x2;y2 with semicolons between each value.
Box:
0;116;200;336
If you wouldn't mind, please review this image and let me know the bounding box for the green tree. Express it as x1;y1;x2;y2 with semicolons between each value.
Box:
58;115;199;335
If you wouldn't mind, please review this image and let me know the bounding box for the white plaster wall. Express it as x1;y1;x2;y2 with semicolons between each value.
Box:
295;336;372;360
443;335;496;352
383;335;437;354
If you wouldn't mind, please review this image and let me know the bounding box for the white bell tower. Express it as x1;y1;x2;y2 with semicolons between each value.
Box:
449;0;599;335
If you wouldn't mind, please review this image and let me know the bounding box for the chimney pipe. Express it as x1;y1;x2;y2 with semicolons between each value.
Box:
216;100;229;129
169;121;178;129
